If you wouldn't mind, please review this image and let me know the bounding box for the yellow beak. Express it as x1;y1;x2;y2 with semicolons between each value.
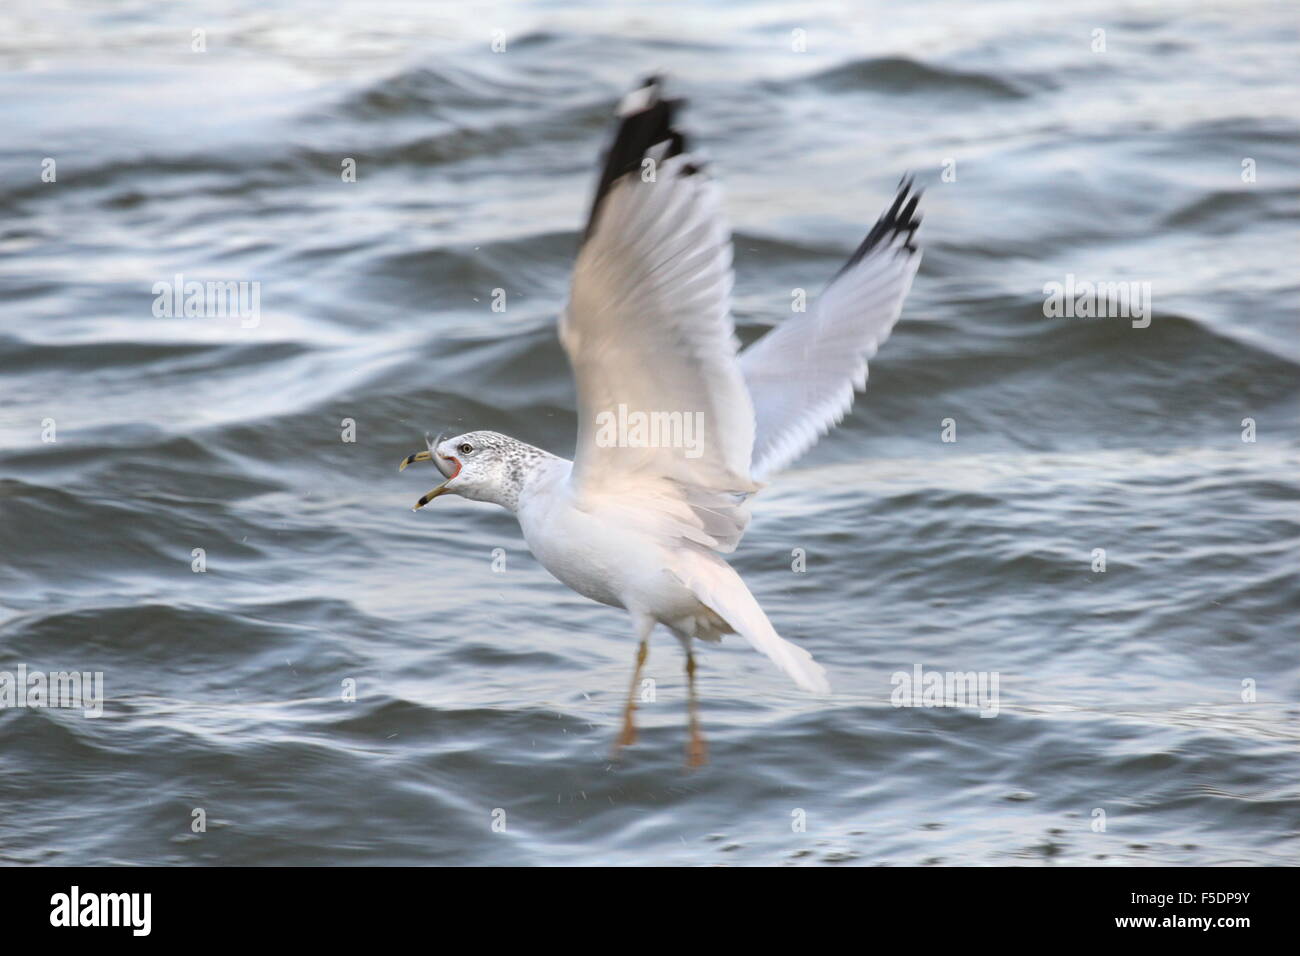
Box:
401;447;456;510
412;482;451;511
398;450;432;472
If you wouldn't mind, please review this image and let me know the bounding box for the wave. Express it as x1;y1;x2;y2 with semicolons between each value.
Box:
792;55;1049;100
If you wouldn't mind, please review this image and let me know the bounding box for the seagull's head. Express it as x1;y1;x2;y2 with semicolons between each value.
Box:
401;430;534;511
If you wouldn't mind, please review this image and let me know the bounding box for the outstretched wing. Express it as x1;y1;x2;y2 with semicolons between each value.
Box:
742;180;922;481
561;78;757;553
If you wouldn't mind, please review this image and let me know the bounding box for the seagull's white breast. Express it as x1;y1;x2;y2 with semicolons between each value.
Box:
516;460;699;621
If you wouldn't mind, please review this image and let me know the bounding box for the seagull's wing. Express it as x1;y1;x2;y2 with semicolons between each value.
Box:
561;79;757;553
742;180;922;481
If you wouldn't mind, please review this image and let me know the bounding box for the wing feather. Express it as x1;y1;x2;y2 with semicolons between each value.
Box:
742;180;922;480
561;79;757;552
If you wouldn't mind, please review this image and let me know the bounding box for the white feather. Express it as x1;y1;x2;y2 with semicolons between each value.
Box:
742;197;921;481
562;149;758;552
669;548;831;694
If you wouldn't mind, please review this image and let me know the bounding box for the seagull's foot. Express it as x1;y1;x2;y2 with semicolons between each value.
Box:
684;649;708;769
685;723;708;769
614;706;638;752
612;636;650;759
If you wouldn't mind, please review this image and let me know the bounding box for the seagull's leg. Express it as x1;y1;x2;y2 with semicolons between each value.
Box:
685;649;708;769
614;617;653;754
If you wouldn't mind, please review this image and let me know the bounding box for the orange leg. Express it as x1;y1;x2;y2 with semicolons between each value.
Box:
685;651;708;768
614;638;649;754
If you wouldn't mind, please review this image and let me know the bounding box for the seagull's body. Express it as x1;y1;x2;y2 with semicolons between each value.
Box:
402;78;921;764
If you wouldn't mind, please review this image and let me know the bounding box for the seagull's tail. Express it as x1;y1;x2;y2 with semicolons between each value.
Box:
669;551;831;695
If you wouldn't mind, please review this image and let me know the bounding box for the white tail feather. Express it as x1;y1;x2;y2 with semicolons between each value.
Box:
670;552;831;694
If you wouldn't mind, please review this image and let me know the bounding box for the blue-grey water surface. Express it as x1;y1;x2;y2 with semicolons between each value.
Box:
1;0;1298;865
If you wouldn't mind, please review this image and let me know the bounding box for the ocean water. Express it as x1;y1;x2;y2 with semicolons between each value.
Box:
1;0;1297;866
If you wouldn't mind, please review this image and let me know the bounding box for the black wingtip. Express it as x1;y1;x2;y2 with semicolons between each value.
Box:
837;176;923;276
582;78;690;242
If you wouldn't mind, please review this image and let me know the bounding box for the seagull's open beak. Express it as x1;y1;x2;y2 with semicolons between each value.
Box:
400;434;461;511
409;458;459;509
412;481;451;510
398;450;431;472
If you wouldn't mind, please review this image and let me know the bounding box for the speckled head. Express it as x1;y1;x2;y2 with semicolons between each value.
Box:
406;430;553;512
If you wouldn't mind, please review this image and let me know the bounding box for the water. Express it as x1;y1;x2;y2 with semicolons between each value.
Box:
1;0;1297;866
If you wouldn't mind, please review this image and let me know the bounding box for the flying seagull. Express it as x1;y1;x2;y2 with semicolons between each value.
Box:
401;77;921;766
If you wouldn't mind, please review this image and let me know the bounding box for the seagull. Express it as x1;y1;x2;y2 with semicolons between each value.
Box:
401;77;921;766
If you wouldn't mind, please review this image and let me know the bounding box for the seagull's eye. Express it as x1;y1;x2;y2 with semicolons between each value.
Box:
458;442;474;455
